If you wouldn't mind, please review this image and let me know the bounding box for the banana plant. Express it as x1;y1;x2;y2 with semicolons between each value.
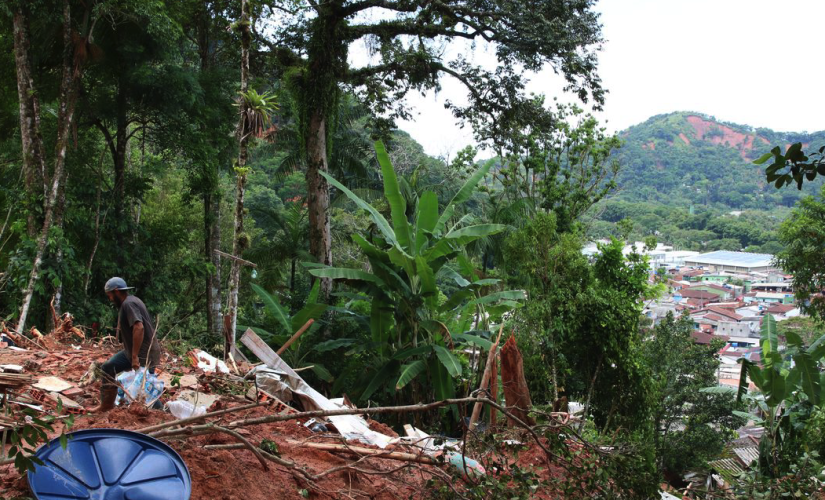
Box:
705;314;825;478
240;281;338;382
309;140;524;406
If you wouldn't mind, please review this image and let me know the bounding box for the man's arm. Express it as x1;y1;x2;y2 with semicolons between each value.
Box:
131;321;144;370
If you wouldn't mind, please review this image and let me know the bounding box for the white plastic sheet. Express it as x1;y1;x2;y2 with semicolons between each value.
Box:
166;400;207;419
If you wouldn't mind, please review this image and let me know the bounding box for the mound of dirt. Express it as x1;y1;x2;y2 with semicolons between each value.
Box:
0;336;441;499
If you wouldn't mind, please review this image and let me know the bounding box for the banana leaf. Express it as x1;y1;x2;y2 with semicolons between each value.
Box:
415;191;439;252
361;360;400;401
251;284;291;334
320;170;396;245
435;161;492;234
309;267;386;286
434;345;462;377
760;314;780;368
792;350;821;405
396;360;427;390
375;140;413;252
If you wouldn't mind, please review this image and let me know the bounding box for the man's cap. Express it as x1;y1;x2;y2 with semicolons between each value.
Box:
104;277;134;293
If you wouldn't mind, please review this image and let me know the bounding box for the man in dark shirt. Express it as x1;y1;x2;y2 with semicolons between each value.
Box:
90;277;161;412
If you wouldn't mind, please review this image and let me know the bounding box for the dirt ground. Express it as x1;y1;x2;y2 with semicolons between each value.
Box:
0;331;563;500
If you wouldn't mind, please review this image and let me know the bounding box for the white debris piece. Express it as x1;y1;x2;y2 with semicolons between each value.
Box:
192;349;230;374
241;329;393;449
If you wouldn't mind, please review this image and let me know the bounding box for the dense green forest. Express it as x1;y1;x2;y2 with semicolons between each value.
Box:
585;112;825;253
612;111;825;209
2;0;825;498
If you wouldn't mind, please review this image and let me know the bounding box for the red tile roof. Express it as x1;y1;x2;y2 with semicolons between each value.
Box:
766;304;796;314
707;306;744;321
704;313;728;322
681;289;719;300
692;331;729;344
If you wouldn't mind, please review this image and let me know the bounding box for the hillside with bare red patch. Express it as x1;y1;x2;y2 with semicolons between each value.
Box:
684;115;767;160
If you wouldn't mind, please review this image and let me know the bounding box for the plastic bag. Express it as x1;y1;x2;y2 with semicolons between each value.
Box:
116;368;164;406
166;400;207;419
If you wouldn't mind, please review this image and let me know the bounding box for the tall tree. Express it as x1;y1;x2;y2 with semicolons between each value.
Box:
172;0;237;344
227;0;275;353
80;1;190;266
12;3;47;238
260;0;604;300
226;0;251;354
16;0;85;333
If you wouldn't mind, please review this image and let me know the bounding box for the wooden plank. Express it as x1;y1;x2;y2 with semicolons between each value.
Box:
240;329;279;367
241;328;390;447
230;345;249;364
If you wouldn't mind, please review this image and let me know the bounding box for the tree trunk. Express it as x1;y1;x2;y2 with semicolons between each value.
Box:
84;158;108;295
302;10;344;304
209;192;223;339
193;5;223;343
205;192;223;339
51;167;70;317
17;0;80;334
113;84;128;265
579;352;603;432
500;334;535;426
13;7;47;238
305;109;332;300
226;0;251;356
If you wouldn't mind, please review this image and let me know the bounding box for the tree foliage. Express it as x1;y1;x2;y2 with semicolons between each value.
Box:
776;186;825;321
643;312;744;475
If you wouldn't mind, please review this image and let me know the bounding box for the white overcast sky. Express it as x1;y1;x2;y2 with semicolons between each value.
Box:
388;0;825;158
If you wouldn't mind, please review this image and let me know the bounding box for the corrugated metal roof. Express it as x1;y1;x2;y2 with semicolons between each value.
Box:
709;458;745;481
685;251;774;268
732;447;759;467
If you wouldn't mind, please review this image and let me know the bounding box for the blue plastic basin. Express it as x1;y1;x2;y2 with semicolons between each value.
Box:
28;428;191;500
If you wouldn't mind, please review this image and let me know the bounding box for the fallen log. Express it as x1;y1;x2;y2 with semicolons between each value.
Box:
285;439;437;465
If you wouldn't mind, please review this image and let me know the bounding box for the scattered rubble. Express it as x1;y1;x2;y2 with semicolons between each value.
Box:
1;321;567;499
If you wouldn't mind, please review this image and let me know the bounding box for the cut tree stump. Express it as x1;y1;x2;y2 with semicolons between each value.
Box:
500;335;535;426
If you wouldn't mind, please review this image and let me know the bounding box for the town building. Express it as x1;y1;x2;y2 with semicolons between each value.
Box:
765;304;801;321
682;251;776;274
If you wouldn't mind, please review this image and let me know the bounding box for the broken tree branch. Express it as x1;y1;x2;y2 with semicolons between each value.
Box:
468;324;504;429
214;249;257;268
210;424;269;471
276;319;314;356
136;400;271;434
202;442;298;469
146;396;562;467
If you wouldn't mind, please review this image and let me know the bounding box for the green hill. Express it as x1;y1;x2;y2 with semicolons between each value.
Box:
613;111;825;209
